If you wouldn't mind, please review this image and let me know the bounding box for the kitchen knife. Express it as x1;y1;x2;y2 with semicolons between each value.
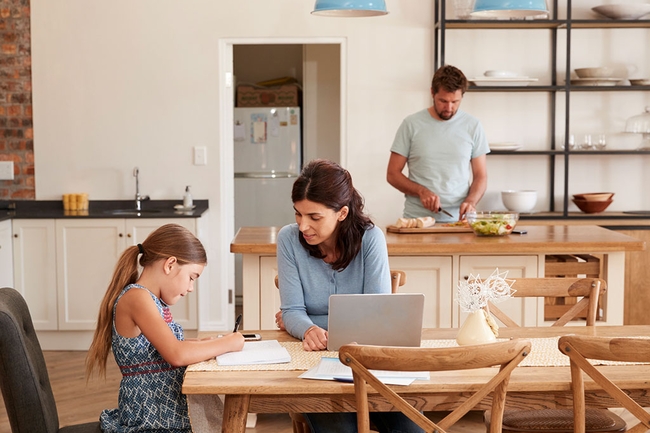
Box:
438;208;453;218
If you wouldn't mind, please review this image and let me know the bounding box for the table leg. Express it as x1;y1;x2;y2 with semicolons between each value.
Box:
223;394;251;433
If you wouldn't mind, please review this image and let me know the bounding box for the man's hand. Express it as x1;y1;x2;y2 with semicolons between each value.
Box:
418;188;441;212
459;201;476;220
302;326;328;351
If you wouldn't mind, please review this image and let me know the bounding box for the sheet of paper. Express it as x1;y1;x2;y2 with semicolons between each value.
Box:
299;357;429;386
216;340;291;366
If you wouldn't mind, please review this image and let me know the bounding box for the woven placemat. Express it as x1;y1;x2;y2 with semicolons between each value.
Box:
186;337;648;372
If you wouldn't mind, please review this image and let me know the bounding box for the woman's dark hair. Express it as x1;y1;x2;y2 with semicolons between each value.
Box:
431;64;469;95
292;159;373;271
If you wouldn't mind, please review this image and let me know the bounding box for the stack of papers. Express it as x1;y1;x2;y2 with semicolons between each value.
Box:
216;340;291;366
299;357;430;386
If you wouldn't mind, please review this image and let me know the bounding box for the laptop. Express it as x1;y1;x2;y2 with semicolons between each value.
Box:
327;293;425;351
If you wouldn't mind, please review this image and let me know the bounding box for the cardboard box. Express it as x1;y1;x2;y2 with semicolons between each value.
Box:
236;84;300;107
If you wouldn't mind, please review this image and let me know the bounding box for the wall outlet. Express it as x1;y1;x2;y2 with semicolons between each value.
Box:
0;161;14;180
193;146;207;166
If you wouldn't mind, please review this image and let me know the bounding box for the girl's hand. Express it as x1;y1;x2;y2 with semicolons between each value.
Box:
222;332;245;352
302;326;328;351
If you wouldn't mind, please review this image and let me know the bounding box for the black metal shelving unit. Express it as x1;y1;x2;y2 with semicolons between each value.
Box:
434;0;650;217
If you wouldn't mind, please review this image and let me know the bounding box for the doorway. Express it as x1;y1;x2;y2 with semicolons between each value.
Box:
219;38;346;317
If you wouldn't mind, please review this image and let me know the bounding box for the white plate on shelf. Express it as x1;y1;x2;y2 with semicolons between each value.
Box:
470;77;538;87
569;78;623;86
174;204;196;211
489;142;523;151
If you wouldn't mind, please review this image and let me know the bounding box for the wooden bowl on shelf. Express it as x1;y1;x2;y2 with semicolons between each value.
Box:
572;192;615;202
572;198;613;213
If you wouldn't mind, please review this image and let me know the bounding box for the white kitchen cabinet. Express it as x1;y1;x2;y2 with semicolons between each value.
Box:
12;219;58;330
56;218;198;331
0;220;13;288
456;255;540;327
389;256;453;328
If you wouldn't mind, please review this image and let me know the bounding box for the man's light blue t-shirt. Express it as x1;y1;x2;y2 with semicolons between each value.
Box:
391;108;489;221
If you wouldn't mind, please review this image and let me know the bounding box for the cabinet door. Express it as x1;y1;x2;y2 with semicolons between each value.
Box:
56;219;126;330
457;255;539;327
0;220;13;288
389;256;454;328
125;219;198;329
259;255;280;330
12;219;58;330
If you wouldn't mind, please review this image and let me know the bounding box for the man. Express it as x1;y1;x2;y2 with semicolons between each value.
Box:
387;65;489;222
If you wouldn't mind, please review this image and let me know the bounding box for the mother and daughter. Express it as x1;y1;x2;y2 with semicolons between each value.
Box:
87;159;420;433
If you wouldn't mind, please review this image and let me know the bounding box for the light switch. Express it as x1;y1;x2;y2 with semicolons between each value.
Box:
0;161;13;180
193;146;207;166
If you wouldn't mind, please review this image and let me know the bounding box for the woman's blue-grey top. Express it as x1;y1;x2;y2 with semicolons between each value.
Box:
277;223;391;340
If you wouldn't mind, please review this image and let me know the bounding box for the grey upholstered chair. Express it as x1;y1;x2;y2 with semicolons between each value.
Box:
0;287;102;433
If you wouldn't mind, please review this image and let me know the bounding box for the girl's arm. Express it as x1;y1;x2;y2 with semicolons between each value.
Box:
116;288;244;367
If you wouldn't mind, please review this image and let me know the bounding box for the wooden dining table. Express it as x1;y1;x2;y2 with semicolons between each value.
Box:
182;325;650;433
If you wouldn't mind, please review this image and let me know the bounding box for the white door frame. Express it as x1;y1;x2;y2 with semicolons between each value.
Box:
217;37;347;326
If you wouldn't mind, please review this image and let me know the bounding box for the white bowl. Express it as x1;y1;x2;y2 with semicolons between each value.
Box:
592;3;650;20
501;190;537;213
484;70;518;78
574;67;614;79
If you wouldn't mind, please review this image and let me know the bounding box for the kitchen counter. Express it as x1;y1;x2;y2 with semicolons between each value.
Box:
231;225;645;330
0;199;209;221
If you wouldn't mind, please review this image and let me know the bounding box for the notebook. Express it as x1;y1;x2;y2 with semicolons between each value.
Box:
327;293;425;351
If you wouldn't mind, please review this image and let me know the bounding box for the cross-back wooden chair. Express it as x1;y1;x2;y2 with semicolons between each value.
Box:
273;270;407;433
559;335;650;433
487;277;606;327
484;277;628;432
339;339;531;433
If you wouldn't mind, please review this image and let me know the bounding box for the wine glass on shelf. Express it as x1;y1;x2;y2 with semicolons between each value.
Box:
596;134;607;150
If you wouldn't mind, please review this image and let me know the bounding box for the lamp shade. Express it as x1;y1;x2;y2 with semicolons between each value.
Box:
471;0;549;18
312;0;388;17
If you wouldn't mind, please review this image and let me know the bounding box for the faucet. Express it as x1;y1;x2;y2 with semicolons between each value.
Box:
133;167;149;210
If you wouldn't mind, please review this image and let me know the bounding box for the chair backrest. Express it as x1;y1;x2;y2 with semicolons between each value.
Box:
339;339;531;433
0;287;60;433
559;335;650;433
275;269;406;294
486;277;606;327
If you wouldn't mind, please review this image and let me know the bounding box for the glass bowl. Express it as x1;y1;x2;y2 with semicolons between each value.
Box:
466;212;519;236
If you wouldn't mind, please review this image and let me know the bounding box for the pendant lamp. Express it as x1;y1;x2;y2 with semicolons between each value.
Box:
312;0;388;17
471;0;549;18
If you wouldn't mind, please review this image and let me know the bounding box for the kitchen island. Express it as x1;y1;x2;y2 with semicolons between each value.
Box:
231;225;644;330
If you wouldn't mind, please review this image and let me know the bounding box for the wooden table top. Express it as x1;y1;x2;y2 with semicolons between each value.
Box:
183;325;650;397
230;225;645;255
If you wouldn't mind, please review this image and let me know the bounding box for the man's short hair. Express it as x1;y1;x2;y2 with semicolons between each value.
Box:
431;65;469;95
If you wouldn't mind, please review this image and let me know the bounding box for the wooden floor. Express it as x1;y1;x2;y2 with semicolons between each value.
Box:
0;351;643;433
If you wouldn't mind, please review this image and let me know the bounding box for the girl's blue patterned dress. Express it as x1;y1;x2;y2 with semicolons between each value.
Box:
100;284;191;433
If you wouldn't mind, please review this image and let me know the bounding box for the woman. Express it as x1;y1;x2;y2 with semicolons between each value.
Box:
277;159;423;433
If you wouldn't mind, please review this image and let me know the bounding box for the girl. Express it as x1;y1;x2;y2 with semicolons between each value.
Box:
86;223;244;432
277;160;423;433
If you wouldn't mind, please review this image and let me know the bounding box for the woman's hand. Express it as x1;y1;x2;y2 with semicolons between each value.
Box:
302;326;328;351
275;310;285;330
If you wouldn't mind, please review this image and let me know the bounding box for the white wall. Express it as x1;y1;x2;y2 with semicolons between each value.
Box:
29;0;650;328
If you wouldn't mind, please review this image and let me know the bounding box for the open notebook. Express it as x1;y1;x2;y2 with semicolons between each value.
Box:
327;293;425;351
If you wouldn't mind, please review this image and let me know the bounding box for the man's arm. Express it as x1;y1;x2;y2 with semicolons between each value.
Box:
386;152;440;212
459;154;488;219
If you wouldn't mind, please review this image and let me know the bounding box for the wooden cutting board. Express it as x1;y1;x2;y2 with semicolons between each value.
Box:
386;224;474;234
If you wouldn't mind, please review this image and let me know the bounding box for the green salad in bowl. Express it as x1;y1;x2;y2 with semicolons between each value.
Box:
466;212;519;236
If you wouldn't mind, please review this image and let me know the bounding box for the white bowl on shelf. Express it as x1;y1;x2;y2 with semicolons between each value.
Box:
484;70;518;78
501;190;537;213
574;67;614;78
591;3;650;20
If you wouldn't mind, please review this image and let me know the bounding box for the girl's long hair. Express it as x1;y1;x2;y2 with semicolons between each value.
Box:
85;223;207;378
292;159;373;271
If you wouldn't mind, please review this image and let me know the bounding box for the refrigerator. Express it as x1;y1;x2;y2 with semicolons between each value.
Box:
234;106;301;300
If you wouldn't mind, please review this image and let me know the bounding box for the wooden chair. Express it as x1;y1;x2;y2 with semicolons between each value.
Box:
339;339;532;433
273;270;407;433
486;277;606;327
484;277;627;433
0;287;102;433
559;335;650;433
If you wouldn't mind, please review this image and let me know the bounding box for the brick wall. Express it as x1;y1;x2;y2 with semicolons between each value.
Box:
0;0;33;200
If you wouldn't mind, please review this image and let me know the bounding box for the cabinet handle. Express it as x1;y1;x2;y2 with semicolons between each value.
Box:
463;275;469;280
119;233;123;238
13;234;18;238
127;234;132;238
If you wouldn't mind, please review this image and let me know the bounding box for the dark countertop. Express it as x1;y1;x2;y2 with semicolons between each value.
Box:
0;199;208;221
